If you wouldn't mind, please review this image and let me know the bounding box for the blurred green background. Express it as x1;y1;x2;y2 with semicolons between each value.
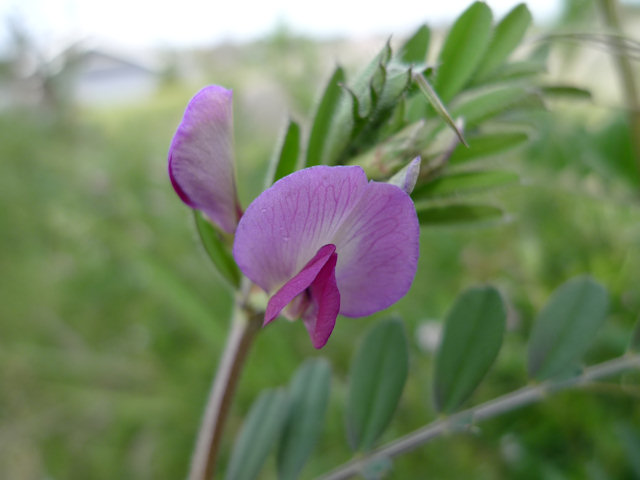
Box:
2;1;640;478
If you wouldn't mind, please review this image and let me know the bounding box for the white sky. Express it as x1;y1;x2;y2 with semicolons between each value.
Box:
2;0;562;52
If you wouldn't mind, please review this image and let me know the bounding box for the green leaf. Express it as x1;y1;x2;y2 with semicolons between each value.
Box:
370;63;387;109
405;89;431;123
277;358;331;480
346;318;408;452
397;25;430;64
474;4;533;81
434;286;506;412
380;94;407;137
376;66;413;113
349;121;430;180
449;131;530;164
413;170;519;199
266;119;300;186
225;389;291;480
323;42;393;165
347;65;414;159
352;40;393;117
527;276;610;380
306;67;345;167
434;1;493;102
193;210;241;289
416;204;504;226
451;85;541;127
474;60;546;85
540;85;592;100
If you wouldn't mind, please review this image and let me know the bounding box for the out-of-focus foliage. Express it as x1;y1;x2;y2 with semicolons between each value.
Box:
2;0;640;479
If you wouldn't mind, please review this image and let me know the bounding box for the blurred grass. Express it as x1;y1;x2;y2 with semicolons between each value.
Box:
2;32;640;480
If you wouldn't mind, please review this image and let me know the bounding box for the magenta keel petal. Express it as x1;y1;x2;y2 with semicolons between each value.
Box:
265;244;337;325
302;250;339;349
264;244;340;349
168;85;241;233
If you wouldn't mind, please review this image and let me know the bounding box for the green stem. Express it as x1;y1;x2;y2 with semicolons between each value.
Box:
316;353;640;480
597;0;640;179
188;287;262;480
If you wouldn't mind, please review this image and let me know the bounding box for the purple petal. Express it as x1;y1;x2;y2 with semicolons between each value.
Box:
168;85;241;233
233;165;419;320
265;244;337;325
233;166;369;293
389;156;421;194
263;244;340;349
302;250;339;349
332;179;419;316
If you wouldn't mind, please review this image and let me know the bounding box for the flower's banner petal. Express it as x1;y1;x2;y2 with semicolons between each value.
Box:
264;244;337;326
168;85;240;233
234;166;369;292
302;251;339;349
234;165;419;319
333;181;419;317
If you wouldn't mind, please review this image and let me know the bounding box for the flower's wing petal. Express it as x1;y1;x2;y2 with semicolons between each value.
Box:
333;182;419;317
265;244;337;325
233;166;368;292
302;251;340;349
168;85;240;233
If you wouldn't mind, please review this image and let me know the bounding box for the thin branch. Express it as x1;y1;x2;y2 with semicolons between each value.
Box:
188;288;262;480
316;353;640;480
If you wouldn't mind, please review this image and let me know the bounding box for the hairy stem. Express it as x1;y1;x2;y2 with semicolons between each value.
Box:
597;0;640;178
188;290;262;480
316;353;640;480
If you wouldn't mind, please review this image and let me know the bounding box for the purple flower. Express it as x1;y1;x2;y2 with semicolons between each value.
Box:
169;85;420;349
233;166;419;348
168;85;241;234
